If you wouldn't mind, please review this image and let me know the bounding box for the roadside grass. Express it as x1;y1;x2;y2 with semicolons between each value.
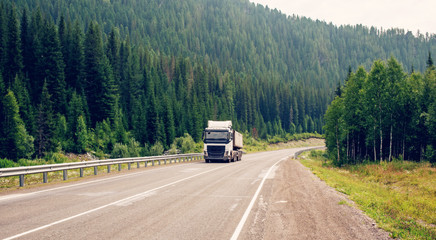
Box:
299;150;436;240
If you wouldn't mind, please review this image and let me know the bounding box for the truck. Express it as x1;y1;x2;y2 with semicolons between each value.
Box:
203;120;243;163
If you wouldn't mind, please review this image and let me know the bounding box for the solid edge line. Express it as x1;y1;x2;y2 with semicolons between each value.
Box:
230;156;288;240
3;163;231;240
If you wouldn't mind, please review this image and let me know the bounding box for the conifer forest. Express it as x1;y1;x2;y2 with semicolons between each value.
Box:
0;0;435;163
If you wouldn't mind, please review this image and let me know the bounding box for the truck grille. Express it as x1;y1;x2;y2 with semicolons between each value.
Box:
207;146;225;158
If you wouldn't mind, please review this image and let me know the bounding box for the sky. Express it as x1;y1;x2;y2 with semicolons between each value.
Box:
249;0;436;35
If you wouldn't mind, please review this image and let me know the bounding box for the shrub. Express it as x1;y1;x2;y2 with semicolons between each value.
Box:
127;138;141;157
149;142;164;156
0;158;18;168
111;143;129;158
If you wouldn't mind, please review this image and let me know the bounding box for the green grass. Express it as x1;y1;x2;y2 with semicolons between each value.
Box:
299;150;436;240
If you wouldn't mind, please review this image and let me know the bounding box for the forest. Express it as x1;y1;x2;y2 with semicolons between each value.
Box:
324;56;436;165
0;0;435;163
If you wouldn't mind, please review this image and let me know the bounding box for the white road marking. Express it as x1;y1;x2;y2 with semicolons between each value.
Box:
230;157;287;240
179;168;202;173
77;192;114;197
3;164;232;240
274;200;288;204
0;162;196;202
266;165;279;179
115;191;157;207
229;203;239;212
250;179;260;185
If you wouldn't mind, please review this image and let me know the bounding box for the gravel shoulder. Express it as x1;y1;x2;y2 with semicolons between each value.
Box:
242;158;392;240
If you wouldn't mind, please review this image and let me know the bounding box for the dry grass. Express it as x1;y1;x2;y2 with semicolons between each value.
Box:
300;150;436;240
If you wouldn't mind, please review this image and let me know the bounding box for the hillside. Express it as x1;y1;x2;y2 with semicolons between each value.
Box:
0;0;435;161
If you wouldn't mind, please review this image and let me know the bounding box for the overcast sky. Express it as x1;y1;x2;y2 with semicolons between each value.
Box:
249;0;436;35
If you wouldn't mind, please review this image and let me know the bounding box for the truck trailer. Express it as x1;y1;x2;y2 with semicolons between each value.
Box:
203;121;243;163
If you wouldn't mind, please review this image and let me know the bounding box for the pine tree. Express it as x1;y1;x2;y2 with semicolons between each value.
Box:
163;96;176;148
39;19;67;114
84;22;117;126
427;51;434;69
11;75;34;136
0;4;6;75
76;115;88;153
4;5;22;86
36;81;55;157
71;21;85;91
20;8;32;76
106;28;120;82
0;90;33;160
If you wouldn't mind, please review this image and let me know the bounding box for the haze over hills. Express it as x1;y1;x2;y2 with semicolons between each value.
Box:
0;0;435;161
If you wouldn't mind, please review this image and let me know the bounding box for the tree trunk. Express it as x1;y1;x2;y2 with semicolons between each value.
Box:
379;111;383;162
402;125;406;160
374;125;377;161
347;132;349;161
336;125;340;163
389;123;393;162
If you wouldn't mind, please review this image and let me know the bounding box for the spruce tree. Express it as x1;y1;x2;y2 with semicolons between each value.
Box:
20;8;32;76
67;21;85;91
4;5;22;86
0;4;5;75
84;22;117;126
427;51;434;69
0;90;33;160
76;115;88;153
36;81;55;157
39;20;67;114
11;75;34;136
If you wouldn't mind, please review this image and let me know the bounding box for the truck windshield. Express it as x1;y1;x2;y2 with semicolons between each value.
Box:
203;131;229;143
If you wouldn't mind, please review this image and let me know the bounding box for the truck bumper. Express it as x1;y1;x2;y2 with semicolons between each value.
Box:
204;155;231;162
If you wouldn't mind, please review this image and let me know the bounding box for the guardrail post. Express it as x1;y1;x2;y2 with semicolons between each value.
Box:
137;162;140;168
43;172;48;183
152;160;154;166
107;165;111;173
118;164;122;171
94;166;98;175
63;170;68;181
159;160;161;165
19;174;25;187
128;163;131;170
145;161;148;167
80;168;84;177
164;159;167;165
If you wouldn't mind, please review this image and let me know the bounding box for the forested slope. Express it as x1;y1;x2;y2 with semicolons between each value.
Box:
0;0;435;161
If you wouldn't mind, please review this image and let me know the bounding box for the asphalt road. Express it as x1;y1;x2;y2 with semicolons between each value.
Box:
0;147;318;240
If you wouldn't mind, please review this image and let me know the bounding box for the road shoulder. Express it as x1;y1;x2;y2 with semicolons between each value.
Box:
243;158;392;240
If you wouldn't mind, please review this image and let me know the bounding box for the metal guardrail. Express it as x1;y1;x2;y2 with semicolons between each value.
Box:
293;147;326;159
0;153;204;187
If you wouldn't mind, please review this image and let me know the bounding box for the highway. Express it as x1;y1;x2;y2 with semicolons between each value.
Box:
0;147;315;240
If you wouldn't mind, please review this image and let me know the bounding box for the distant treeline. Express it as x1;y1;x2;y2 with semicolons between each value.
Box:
324;56;436;165
0;0;435;162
